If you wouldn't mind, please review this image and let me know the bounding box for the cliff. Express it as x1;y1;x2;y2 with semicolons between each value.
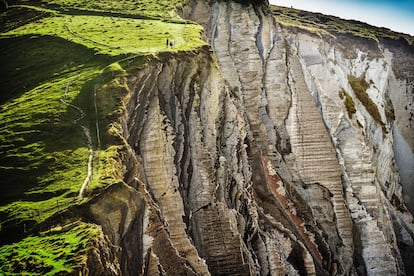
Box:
1;0;414;275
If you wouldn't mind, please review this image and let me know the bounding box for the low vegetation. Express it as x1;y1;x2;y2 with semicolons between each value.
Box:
0;0;205;272
0;5;53;33
0;37;130;231
0;222;101;275
348;75;385;131
16;0;189;20
2;6;205;56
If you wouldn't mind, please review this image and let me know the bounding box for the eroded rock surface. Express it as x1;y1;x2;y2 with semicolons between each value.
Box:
82;0;414;275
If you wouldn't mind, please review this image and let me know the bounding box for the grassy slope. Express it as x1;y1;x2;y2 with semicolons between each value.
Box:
1;0;410;273
0;222;101;275
2;5;204;56
17;0;188;20
0;0;204;273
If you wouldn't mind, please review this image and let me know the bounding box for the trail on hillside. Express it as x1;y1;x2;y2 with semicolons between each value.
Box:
60;80;85;123
78;126;94;200
60;81;94;201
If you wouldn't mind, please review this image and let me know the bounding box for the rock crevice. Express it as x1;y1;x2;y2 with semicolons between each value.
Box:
87;1;414;275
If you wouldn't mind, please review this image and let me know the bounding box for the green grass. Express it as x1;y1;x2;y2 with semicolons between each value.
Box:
0;39;152;241
0;34;136;229
0;62;98;224
0;5;54;33
2;8;205;56
339;88;356;119
0;221;100;275
15;0;189;20
0;0;205;227
0;34;106;103
348;75;385;131
0;0;206;270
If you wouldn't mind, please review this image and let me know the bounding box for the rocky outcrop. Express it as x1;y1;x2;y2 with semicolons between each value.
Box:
125;50;255;275
287;54;354;271
79;1;414;275
83;228;121;276
88;182;146;275
2;0;413;275
290;30;414;275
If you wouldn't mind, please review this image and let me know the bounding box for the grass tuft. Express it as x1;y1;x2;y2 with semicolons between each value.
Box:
0;221;100;275
348;75;385;131
339;88;356;119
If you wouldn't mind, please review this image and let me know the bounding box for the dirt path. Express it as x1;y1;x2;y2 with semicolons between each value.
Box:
78;126;94;200
61;81;94;201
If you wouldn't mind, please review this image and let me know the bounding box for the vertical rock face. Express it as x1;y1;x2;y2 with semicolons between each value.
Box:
287;54;354;271
125;50;258;275
288;31;414;275
90;1;414;275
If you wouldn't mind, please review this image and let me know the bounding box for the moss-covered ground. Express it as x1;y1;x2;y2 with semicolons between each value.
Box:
0;221;101;275
0;0;204;273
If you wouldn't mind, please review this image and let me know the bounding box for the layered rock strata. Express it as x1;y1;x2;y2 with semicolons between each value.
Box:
80;0;414;275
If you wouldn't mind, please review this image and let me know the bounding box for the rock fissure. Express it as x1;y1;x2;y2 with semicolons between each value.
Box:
36;1;414;275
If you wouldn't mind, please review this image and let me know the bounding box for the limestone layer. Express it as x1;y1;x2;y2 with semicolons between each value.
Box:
79;1;414;275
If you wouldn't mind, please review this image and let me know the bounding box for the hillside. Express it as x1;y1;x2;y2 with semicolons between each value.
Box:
1;0;414;275
0;0;205;273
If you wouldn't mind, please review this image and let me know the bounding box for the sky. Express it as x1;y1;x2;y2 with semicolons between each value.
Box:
269;0;414;35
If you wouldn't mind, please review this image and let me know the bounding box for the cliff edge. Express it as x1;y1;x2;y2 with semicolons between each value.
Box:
1;0;414;275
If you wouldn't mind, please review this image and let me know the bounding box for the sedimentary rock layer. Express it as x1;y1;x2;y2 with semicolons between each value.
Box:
83;0;414;275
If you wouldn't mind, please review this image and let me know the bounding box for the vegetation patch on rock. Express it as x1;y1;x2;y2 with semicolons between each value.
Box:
339;88;356;119
348;75;385;131
0;221;101;275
